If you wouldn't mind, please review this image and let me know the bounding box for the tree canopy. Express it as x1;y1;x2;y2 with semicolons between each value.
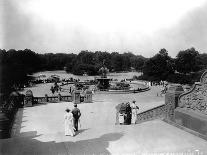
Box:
175;47;200;74
0;47;206;98
140;47;206;84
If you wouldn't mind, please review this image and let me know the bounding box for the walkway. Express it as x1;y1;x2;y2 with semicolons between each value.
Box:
1;86;207;155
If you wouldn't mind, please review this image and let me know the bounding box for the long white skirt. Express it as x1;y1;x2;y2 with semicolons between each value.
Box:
65;121;75;136
131;109;137;124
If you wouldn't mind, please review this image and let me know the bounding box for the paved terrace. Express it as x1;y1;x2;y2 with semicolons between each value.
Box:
1;86;207;155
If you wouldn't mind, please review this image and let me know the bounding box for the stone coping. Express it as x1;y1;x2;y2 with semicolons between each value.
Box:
163;119;207;141
175;108;207;120
137;102;165;114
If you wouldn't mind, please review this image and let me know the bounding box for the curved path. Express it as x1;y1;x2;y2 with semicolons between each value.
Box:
1;86;207;155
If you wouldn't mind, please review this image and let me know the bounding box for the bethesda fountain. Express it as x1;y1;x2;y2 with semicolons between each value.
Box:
96;61;111;91
95;60;148;93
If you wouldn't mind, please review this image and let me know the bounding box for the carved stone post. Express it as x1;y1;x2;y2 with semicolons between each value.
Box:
58;93;61;102
165;84;184;121
74;90;80;104
84;90;92;103
24;90;33;107
45;94;48;102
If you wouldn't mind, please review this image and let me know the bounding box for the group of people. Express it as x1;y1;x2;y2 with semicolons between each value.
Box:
118;100;139;125
64;104;81;136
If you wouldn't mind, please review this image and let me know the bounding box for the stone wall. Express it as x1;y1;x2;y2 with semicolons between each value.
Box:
179;71;207;115
135;84;184;124
174;70;207;138
136;104;166;124
0;92;23;138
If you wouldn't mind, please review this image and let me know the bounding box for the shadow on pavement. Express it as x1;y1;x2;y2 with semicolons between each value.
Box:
0;131;123;155
75;128;89;135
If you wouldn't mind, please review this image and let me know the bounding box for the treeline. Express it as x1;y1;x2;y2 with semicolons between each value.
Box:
66;51;146;75
0;48;207;96
140;48;207;84
0;49;146;95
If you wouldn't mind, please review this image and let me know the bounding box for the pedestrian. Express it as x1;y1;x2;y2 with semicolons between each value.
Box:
64;108;75;136
50;86;55;95
131;100;139;124
72;104;81;131
125;102;132;125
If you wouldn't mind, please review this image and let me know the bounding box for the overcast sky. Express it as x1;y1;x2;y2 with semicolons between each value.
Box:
1;0;207;57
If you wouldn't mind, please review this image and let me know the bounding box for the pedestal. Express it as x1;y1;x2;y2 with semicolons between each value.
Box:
74;91;80;104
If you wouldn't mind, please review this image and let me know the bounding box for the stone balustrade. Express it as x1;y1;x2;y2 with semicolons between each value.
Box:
174;70;207;138
33;97;47;103
136;104;166;124
0;92;23;139
135;70;207;139
25;89;92;105
178;71;207;115
33;94;73;104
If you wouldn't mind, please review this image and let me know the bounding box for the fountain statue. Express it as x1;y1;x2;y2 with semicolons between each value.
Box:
96;60;111;90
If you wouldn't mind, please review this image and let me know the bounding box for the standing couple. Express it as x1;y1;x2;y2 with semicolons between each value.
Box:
124;101;139;125
64;104;81;136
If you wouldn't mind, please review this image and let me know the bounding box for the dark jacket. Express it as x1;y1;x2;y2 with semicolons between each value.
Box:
72;107;81;119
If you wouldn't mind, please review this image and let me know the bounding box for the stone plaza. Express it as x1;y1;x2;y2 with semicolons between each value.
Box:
1;85;207;155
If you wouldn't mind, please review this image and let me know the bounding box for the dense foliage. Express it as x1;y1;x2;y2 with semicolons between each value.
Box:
139;48;207;84
0;47;206;97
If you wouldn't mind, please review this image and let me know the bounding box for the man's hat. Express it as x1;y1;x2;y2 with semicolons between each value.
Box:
132;100;136;103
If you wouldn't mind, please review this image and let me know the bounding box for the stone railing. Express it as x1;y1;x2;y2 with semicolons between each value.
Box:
33;94;73;104
174;70;207;138
24;89;92;106
136;104;166;124
0;92;24;139
178;71;207;115
135;84;185;124
33;97;47;103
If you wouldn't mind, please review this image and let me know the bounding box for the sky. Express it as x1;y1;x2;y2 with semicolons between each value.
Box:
1;0;207;57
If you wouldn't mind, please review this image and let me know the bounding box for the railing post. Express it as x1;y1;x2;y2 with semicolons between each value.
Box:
74;90;80;104
165;84;184;121
83;90;92;103
24;90;33;107
58;93;61;102
45;94;48;102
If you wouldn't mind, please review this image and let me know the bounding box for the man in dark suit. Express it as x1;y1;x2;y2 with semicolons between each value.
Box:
72;104;81;131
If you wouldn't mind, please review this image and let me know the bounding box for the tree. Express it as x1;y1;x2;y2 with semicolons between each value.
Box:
196;53;207;70
142;49;174;81
130;55;147;71
175;47;200;74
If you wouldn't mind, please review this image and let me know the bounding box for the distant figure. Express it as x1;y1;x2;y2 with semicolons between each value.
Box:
125;102;132;125
72;104;81;131
131;100;139;124
50;86;55;95
160;85;168;97
92;89;95;95
64;108;75;136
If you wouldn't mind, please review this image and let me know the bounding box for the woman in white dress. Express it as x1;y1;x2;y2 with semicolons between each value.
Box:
64;108;75;136
131;100;139;124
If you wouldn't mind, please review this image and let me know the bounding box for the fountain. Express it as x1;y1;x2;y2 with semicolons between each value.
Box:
95;60;149;93
96;61;111;90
